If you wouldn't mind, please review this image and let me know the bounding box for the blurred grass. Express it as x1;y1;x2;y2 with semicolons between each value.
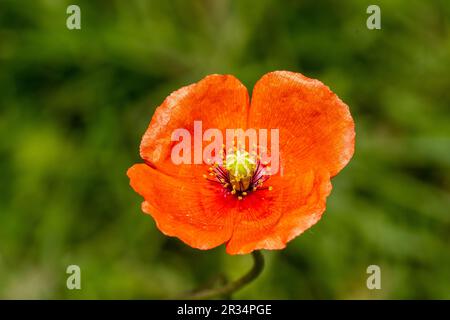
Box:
0;0;449;299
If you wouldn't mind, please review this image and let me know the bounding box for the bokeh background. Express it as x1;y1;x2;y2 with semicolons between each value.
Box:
1;0;449;299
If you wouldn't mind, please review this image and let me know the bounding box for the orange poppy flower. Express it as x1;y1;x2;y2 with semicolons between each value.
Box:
127;71;355;255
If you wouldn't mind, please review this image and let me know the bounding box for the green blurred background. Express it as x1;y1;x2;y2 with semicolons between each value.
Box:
1;0;449;299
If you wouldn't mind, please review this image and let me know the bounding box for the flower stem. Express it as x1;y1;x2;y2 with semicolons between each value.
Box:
183;251;265;300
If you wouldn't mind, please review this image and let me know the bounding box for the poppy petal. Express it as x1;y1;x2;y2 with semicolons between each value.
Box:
248;71;355;177
127;163;236;250
140;74;250;178
225;169;331;254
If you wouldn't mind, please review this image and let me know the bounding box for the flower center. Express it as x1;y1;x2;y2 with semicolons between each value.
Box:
225;149;256;191
204;146;272;200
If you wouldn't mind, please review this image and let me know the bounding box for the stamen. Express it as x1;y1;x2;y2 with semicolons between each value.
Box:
204;145;272;199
